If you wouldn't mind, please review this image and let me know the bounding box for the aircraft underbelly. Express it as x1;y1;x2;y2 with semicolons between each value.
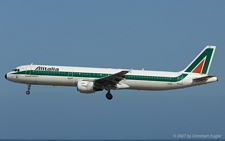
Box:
22;75;76;86
17;75;204;90
125;80;182;90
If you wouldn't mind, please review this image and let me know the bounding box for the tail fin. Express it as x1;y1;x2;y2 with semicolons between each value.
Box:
182;45;216;75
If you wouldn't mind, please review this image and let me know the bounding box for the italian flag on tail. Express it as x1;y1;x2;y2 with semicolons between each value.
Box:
183;46;216;75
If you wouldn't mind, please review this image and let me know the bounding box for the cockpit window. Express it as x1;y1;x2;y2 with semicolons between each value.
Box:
12;69;20;72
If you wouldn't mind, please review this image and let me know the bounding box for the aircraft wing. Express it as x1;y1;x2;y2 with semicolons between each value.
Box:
94;70;129;89
193;75;215;81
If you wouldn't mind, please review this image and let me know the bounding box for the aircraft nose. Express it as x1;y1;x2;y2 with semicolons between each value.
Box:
5;74;7;79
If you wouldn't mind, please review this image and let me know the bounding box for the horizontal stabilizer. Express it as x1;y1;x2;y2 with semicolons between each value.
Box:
193;75;215;81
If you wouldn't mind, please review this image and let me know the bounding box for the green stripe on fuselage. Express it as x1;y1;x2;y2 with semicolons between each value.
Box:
13;70;188;82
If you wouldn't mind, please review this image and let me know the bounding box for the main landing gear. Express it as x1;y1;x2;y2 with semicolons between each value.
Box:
106;90;113;100
26;84;31;95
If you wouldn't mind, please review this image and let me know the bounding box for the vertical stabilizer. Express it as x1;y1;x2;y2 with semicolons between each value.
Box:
182;46;216;75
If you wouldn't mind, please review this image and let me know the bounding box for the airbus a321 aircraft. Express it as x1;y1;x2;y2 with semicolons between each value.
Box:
5;46;218;100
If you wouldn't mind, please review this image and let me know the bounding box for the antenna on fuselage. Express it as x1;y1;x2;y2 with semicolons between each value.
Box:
31;63;33;65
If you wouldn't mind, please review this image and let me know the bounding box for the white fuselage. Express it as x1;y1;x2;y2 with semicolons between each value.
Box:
5;64;218;91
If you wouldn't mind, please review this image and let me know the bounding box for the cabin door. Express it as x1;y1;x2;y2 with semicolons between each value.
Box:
177;75;183;85
68;69;73;79
25;67;31;77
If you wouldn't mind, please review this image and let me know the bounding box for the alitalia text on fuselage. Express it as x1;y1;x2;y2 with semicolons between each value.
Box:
35;66;59;71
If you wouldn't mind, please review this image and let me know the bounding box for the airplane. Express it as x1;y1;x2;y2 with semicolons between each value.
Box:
5;45;218;100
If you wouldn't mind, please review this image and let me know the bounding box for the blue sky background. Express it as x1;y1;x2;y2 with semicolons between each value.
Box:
1;0;225;139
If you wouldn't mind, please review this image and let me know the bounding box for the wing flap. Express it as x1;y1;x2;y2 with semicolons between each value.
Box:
94;70;129;89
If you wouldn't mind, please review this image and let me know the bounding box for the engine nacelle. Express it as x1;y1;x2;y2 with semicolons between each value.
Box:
77;80;95;94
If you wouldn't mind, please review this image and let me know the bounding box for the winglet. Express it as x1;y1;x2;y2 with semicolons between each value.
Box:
182;46;216;75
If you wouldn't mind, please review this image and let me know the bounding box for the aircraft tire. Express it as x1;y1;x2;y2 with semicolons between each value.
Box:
106;93;113;100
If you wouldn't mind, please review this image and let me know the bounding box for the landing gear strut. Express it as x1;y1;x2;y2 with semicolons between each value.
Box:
106;90;113;100
26;84;31;95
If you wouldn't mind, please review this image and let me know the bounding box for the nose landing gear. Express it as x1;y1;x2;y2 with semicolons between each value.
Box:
26;84;31;95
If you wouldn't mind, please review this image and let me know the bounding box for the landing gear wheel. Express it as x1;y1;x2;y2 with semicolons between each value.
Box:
26;91;30;95
106;92;113;100
26;84;31;95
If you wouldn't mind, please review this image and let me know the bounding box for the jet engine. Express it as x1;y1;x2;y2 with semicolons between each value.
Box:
77;80;95;94
77;80;103;94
